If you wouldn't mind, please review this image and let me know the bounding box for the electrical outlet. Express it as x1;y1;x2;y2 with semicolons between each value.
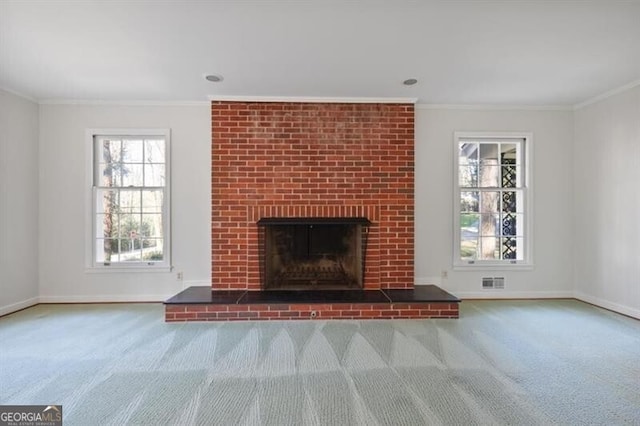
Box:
176;272;183;280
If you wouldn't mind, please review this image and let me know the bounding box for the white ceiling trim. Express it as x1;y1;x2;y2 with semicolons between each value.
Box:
416;103;573;111
38;99;210;106
573;78;640;110
208;95;418;104
0;86;38;103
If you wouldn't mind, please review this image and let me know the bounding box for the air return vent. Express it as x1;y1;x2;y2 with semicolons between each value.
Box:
482;277;505;289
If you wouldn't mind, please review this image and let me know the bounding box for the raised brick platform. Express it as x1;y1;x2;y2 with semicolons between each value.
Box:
164;285;460;322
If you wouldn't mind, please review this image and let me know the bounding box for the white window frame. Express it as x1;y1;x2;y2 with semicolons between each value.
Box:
453;132;533;270
85;129;171;272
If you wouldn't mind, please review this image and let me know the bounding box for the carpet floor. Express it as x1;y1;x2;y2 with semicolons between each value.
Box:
0;299;639;425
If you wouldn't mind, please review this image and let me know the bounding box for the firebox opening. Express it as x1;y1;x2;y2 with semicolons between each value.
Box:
257;217;371;290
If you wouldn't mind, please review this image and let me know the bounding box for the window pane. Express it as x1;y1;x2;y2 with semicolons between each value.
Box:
121;164;143;187
96;139;121;163
96;189;119;215
142;190;163;213
143;239;164;261
458;165;478;187
501;213;520;236
460;213;479;231
501;191;518;213
460;236;478;260
479;214;499;237
479;143;499;165
459;143;478;187
144;164;165;187
479;191;500;214
459;142;478;163
97;163;126;187
501;237;524;260
118;214;140;239
96;213;118;239
501;164;519;188
501;144;518;165
478;165;500;187
120;245;142;262
119;190;141;213
479;237;500;260
142;214;163;237
96;238;119;263
96;194;119;245
145;139;165;163
460;191;479;212
121;139;143;163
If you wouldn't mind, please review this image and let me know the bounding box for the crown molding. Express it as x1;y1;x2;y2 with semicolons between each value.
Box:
9;79;639;110
573;78;640;110
208;95;418;104
415;103;573;111
38;99;209;106
0;86;38;103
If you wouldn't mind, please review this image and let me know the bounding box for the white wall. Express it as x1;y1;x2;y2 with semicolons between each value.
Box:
415;107;575;298
15;97;637;318
38;103;211;302
36;103;575;302
573;85;640;319
0;90;40;314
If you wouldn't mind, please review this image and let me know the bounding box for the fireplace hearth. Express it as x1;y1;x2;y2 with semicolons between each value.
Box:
258;217;371;290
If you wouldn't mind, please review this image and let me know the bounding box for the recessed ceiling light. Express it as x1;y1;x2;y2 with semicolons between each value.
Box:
205;74;223;82
403;78;418;86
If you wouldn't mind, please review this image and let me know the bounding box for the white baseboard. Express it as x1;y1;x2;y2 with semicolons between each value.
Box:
0;297;39;316
454;290;574;299
38;294;171;303
574;291;640;320
31;284;208;305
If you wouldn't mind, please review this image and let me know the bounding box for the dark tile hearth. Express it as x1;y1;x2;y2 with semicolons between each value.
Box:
165;286;460;322
165;285;460;305
240;289;391;304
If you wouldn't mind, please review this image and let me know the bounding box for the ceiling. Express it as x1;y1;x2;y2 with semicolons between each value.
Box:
1;1;639;106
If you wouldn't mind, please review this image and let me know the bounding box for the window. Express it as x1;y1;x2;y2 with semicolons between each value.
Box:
86;129;170;270
454;132;532;268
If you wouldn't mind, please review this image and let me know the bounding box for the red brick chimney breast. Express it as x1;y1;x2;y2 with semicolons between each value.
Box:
211;102;415;291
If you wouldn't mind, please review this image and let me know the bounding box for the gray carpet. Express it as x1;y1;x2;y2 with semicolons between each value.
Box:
1;300;639;425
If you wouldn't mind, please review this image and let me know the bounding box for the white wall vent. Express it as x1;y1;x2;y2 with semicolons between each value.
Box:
482;277;494;289
482;277;505;289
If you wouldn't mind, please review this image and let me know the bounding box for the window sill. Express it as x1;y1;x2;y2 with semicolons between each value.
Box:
85;266;172;274
453;263;534;272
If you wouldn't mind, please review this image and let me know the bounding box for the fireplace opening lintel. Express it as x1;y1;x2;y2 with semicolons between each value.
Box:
257;217;372;226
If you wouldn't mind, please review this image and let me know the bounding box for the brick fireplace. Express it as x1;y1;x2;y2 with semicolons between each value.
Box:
164;100;460;321
211;101;415;291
